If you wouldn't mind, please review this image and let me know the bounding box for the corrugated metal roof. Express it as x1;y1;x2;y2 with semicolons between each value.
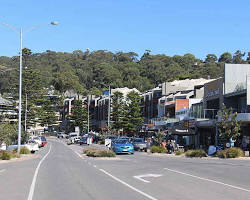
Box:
0;96;12;106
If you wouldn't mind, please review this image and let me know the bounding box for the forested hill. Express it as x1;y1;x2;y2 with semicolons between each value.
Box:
0;49;249;96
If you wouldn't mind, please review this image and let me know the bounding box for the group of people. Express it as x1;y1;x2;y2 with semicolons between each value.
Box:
161;140;177;153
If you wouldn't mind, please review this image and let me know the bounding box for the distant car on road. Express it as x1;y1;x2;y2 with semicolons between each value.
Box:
131;138;147;152
57;132;66;138
40;136;47;147
111;139;134;154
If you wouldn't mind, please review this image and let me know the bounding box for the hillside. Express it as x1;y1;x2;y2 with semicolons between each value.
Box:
0;49;248;97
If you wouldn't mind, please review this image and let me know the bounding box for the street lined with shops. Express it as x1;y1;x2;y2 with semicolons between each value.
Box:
1;138;250;200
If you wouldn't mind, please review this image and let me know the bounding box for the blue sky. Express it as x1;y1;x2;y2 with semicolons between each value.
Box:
0;0;249;60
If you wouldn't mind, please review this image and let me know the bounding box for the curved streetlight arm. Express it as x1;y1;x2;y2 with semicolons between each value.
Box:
24;21;58;33
0;21;19;33
0;21;58;34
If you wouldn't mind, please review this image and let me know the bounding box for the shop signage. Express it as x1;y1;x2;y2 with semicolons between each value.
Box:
168;125;196;136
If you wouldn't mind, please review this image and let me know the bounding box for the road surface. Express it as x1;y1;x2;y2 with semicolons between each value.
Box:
1;138;250;200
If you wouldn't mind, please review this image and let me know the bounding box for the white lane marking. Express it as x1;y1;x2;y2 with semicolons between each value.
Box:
27;145;52;200
134;174;162;183
93;165;97;168
74;151;82;158
0;169;6;173
164;168;250;193
99;169;158;200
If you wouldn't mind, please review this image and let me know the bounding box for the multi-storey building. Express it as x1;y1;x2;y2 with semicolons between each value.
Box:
0;95;17;123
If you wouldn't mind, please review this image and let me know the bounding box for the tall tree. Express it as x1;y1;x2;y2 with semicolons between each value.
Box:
111;91;124;132
122;91;144;135
205;54;217;63
40;99;57;127
233;50;245;64
218;52;233;63
71;100;88;132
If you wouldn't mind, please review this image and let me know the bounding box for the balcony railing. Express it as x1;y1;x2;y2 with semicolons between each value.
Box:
189;109;218;119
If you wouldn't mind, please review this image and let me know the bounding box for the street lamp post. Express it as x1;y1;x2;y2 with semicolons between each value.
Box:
0;21;58;153
107;85;111;130
87;95;90;133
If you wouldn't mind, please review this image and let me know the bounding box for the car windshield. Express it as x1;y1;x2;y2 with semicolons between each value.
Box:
114;139;129;144
133;138;144;143
70;134;77;137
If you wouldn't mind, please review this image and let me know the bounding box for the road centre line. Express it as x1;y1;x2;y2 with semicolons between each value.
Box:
27;144;52;200
99;168;158;200
164;168;250;193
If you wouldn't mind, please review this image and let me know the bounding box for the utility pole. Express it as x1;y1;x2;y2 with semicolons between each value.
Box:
24;93;27;132
108;85;111;131
17;28;23;153
87;95;90;133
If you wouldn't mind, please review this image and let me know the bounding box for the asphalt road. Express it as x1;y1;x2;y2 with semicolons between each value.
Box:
1;138;250;200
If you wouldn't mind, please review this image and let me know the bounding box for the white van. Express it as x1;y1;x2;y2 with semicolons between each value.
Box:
68;132;80;143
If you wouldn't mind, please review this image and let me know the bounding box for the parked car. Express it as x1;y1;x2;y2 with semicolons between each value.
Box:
111;139;134;154
131;138;147;152
57;132;66;138
26;140;39;153
105;135;118;141
7;141;39;153
29;136;42;147
40;136;47;147
68;133;80;143
79;136;88;145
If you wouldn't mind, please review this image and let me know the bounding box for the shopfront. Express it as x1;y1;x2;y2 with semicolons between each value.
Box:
168;120;196;149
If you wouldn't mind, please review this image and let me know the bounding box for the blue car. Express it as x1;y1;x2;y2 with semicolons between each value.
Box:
112;139;134;154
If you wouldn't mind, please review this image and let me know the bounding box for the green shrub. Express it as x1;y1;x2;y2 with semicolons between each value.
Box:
216;150;226;158
226;148;244;158
150;146;167;153
217;148;244;158
20;147;30;154
83;147;99;154
12;148;18;154
83;148;116;157
185;149;207;158
175;151;183;156
0;151;12;160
